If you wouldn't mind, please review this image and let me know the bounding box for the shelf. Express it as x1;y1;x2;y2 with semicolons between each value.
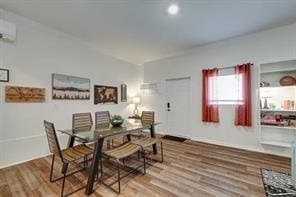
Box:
261;140;291;148
261;125;296;130
259;60;296;149
260;68;296;74
260;85;296;89
260;109;296;112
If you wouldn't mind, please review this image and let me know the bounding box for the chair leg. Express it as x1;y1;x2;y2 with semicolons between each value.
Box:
61;172;66;197
143;150;146;174
160;141;164;163
50;155;55;182
107;140;112;149
96;162;99;181
117;163;121;194
100;157;103;176
49;154;90;197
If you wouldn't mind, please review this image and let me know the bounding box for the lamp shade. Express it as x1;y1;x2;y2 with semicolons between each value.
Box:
132;96;141;104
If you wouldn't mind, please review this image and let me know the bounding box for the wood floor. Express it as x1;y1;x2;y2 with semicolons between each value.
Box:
0;138;291;197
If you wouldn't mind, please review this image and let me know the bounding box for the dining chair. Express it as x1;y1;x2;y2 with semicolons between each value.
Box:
95;111;110;127
141;111;155;126
72;112;95;148
101;142;145;193
130;111;155;139
72;112;93;131
95;111;114;149
131;111;164;163
44;120;93;197
132;136;163;163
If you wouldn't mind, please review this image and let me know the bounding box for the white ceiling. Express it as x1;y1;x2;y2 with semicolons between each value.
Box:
1;0;296;65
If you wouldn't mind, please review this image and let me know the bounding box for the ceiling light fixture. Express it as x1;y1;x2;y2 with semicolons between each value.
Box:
167;3;179;15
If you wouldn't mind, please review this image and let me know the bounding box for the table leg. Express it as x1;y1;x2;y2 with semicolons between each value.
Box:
292;141;296;187
85;138;104;195
150;125;157;154
126;134;131;141
61;136;75;173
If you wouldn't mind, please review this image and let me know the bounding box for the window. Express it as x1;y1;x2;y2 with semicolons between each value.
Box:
209;74;243;105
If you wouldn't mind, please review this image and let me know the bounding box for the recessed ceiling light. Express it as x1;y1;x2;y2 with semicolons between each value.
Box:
167;3;179;15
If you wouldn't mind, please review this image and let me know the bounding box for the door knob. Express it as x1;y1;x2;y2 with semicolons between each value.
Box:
167;102;170;111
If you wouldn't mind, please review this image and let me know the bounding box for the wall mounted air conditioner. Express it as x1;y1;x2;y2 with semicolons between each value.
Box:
140;82;163;95
0;19;16;42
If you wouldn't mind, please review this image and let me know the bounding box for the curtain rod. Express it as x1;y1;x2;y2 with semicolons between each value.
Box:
218;63;254;70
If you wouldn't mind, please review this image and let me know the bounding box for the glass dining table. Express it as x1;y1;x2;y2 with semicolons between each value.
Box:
58;120;158;195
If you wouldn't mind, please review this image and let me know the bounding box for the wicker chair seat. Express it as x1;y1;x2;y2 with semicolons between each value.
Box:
131;136;159;148
103;143;140;161
62;144;93;163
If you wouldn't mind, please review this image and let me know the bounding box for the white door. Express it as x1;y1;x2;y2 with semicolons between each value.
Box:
166;77;191;138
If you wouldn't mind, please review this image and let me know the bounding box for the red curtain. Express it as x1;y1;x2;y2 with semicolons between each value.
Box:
234;63;252;126
202;68;219;123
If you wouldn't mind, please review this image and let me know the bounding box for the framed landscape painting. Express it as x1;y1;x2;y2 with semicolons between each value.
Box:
94;85;118;104
52;73;90;100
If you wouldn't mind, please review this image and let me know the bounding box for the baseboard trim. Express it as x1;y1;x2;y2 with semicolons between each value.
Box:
0;153;51;169
0;133;67;144
0;134;45;144
155;131;166;135
191;137;290;158
0;133;68;169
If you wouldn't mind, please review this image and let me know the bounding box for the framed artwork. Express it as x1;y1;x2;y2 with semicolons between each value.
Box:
121;84;127;102
0;69;9;82
94;85;118;104
5;86;45;103
52;73;90;100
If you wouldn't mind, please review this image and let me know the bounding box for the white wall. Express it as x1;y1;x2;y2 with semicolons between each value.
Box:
143;22;296;157
0;8;142;168
1;7;295;169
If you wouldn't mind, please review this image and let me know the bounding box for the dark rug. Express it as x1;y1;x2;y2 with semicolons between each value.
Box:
162;135;187;142
261;168;296;197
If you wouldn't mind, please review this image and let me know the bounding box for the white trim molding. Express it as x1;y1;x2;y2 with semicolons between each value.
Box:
0;133;69;169
190;137;290;158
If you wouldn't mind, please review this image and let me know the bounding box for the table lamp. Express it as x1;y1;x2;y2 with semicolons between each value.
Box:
132;96;141;116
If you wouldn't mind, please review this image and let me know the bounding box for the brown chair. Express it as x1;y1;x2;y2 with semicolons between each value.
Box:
131;111;163;163
72;112;94;146
95;111;114;149
72;112;93;131
95;111;110;127
101;142;145;193
132;136;163;163
141;111;155;126
44;120;93;197
130;111;155;139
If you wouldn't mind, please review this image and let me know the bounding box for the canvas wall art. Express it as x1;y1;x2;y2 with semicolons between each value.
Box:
0;69;9;82
52;73;90;100
94;85;118;104
5;86;45;103
121;84;127;102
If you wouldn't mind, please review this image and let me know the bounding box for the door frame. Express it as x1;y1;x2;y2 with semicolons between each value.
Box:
165;76;191;138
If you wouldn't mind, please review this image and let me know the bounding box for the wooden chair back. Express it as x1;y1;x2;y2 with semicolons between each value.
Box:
44;120;63;160
95;111;110;128
72;112;93;131
141;111;154;125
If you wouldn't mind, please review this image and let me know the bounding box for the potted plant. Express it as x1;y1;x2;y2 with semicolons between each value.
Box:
110;115;124;127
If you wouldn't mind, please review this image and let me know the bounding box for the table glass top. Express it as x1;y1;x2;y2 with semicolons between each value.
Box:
58;121;154;142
